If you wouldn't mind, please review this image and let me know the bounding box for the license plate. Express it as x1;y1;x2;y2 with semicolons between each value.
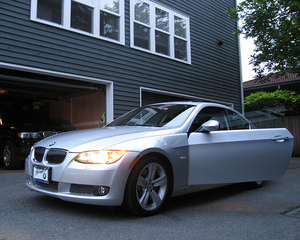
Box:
33;165;51;184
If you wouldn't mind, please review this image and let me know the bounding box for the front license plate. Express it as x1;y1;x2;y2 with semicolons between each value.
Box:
33;165;51;184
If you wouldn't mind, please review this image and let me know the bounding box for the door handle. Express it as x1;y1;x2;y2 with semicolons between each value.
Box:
271;135;290;142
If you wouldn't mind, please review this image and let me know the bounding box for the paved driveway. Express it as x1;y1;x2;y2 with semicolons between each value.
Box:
1;158;300;240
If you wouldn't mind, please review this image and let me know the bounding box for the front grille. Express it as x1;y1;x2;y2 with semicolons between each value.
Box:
46;149;68;164
70;184;96;195
34;181;59;192
34;147;45;162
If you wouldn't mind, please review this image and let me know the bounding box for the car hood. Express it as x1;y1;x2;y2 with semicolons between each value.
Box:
36;126;178;152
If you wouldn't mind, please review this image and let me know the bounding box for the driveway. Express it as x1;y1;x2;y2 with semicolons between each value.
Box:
1;158;300;240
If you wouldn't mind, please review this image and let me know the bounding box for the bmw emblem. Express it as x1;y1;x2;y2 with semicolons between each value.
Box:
49;142;56;147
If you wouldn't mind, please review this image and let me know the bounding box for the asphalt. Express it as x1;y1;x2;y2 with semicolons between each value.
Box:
0;157;300;239
288;157;300;169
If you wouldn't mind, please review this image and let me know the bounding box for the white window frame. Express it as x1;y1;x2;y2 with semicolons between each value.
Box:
31;0;125;45
130;0;191;64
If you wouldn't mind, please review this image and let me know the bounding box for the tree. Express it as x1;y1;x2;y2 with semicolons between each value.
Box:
229;0;300;81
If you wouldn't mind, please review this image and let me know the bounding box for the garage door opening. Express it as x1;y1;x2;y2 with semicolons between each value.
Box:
0;68;106;130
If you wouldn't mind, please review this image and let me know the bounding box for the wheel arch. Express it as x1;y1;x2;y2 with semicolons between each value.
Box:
127;151;175;196
122;150;174;216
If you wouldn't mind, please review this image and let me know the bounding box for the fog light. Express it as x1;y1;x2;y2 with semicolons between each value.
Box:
93;186;110;196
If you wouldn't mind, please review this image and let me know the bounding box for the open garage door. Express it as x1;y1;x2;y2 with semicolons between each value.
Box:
0;68;106;130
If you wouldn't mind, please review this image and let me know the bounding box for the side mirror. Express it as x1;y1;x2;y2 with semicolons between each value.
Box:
198;120;220;133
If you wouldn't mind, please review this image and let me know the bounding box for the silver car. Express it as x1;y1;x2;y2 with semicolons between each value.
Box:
25;102;294;216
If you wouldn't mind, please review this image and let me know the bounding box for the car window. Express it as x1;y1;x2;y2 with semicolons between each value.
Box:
190;107;228;132
107;104;195;127
226;110;250;130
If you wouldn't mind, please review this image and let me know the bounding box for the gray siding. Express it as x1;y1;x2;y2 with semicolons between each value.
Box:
0;0;241;117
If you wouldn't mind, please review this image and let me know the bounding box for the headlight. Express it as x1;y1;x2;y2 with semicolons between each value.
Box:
18;132;44;139
74;150;127;164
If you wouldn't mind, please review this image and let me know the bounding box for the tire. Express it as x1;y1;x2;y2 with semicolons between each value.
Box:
2;141;20;170
123;156;171;216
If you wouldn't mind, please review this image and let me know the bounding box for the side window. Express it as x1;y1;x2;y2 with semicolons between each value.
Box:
189;107;228;132
226;110;250;130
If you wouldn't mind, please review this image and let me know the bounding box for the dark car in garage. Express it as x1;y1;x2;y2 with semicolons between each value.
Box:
0;105;70;169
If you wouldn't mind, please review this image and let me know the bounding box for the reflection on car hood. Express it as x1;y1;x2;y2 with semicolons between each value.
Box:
36;126;176;152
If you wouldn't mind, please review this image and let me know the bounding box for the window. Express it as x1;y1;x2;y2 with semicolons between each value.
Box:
71;1;93;33
32;0;124;44
108;104;194;128
100;0;121;41
190;107;251;133
131;0;191;63
226;110;250;130
190;107;228;132
37;0;62;24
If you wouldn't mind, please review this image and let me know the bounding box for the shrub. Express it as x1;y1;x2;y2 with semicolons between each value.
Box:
244;90;300;116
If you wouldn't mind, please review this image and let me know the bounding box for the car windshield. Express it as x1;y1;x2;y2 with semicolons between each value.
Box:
108;104;195;128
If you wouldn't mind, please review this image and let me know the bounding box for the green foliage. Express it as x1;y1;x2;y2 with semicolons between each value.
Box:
244;90;300;115
228;0;300;81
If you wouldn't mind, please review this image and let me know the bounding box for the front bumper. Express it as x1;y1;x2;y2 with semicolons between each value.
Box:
25;151;139;206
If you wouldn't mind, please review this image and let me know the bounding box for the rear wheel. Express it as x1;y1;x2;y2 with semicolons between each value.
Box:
123;157;171;216
2;141;20;170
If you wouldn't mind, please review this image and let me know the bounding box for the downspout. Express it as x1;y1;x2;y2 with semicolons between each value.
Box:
237;1;245;115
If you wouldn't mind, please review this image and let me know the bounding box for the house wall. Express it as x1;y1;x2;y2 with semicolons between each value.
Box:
0;0;241;118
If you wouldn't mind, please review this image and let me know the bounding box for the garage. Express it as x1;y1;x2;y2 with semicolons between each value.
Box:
0;68;107;130
0;66;112;169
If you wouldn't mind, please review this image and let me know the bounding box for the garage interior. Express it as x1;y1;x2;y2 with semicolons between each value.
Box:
0;68;106;130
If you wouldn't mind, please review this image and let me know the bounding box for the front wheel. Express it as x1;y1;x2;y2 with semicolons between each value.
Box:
123;157;171;216
2;141;20;170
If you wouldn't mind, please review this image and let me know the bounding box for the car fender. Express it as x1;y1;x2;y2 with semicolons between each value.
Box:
109;133;190;189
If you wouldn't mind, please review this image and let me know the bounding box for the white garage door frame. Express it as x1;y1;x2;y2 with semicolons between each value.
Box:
0;62;114;124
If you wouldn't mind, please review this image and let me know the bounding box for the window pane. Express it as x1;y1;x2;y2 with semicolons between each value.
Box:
134;23;150;49
100;11;119;40
156;31;169;56
37;0;62;24
174;16;186;38
174;37;187;61
71;1;93;33
190;107;228;132
227;110;250;130
102;0;119;13
156;8;169;32
134;0;150;24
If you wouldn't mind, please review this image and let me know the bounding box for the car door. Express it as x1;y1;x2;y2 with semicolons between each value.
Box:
188;107;293;185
